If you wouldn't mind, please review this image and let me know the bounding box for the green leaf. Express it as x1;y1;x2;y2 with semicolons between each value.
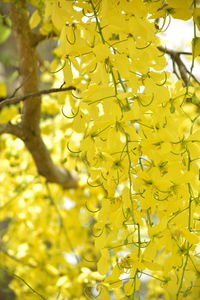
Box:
0;16;11;44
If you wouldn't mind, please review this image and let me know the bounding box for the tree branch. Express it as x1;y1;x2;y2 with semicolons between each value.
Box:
0;122;23;139
10;0;41;133
8;0;78;189
0;86;76;109
31;32;57;47
158;46;200;110
158;46;200;86
24;134;78;188
158;46;190;86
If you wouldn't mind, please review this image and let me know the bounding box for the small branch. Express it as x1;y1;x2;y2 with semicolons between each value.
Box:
158;46;199;85
186;69;200;85
31;32;57;47
0;122;23;138
172;60;181;80
158;46;189;86
0;86;76;109
0;120;78;188
158;46;200;110
10;71;34;98
178;51;192;55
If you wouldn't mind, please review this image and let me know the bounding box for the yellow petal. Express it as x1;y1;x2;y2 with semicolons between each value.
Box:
97;248;109;275
30;10;41;29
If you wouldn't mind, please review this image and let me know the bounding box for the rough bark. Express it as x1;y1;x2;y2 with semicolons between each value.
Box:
10;0;41;134
24;134;77;189
2;0;78;189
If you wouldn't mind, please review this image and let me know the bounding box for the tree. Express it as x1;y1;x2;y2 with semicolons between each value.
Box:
0;0;200;299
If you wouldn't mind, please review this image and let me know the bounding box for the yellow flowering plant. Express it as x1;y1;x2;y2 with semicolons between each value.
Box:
0;0;200;299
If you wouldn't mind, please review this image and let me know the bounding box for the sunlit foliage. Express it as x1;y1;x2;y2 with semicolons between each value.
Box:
0;0;200;299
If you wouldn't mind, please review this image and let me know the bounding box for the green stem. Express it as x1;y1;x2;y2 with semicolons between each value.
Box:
89;0;105;44
176;245;190;300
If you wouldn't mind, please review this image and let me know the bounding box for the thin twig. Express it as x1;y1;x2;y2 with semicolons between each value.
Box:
0;86;76;109
158;46;200;110
172;60;181;80
158;46;190;86
186;69;200;85
178;51;192;55
10;72;34;98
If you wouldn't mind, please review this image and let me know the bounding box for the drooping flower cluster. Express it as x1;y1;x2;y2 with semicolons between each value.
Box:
0;0;200;299
45;1;200;299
